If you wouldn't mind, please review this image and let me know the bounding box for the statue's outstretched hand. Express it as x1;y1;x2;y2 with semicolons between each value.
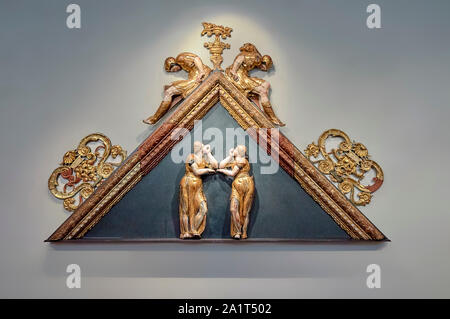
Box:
196;72;206;83
203;144;211;154
230;71;239;82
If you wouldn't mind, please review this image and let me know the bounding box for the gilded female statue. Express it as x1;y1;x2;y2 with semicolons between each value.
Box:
143;53;211;125
179;141;217;239
217;145;255;239
225;43;285;126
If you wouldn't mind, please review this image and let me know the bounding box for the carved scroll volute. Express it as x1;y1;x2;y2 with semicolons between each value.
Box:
305;129;384;206
48;133;127;211
201;22;233;71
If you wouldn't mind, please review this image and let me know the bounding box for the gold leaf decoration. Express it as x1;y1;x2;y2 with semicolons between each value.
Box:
201;22;233;71
48;133;127;212
305;129;383;206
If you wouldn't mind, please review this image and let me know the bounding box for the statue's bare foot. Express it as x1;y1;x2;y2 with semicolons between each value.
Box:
270;117;285;127
181;233;193;239
142;116;158;125
241;233;248;239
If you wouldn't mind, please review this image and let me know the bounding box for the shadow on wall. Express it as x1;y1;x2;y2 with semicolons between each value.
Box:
44;242;387;278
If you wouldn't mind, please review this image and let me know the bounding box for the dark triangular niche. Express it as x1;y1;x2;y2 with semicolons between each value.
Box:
84;103;350;240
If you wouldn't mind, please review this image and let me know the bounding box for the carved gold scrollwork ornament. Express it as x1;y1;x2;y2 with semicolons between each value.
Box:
305;129;384;206
48;133;127;211
201;22;233;71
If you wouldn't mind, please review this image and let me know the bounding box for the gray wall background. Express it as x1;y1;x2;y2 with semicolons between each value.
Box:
1;0;449;298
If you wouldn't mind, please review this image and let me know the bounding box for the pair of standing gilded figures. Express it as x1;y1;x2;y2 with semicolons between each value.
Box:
179;142;254;239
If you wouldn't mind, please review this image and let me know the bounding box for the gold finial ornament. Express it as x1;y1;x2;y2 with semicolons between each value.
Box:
201;22;233;71
48;133;127;211
305;129;384;206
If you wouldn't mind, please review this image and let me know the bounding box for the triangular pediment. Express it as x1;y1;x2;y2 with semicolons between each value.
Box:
84;104;350;240
47;72;386;241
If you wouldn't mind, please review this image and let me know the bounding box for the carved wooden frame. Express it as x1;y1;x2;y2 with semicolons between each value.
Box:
47;71;386;241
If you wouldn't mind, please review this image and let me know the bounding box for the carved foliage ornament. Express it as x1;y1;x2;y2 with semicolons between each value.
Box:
305;129;384;206
48;133;127;211
201;22;233;71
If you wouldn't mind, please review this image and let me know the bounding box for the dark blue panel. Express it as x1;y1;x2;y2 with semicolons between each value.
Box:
85;104;349;239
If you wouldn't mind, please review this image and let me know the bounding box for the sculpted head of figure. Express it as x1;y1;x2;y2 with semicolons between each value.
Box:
234;145;247;158
259;55;273;71
164;57;181;72
239;43;259;53
193;141;203;154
